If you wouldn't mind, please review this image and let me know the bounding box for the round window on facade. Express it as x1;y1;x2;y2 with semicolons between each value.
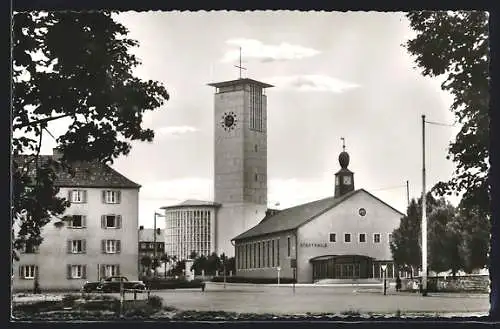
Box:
359;208;367;217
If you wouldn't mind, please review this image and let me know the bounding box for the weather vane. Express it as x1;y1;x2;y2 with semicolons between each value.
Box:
341;137;346;152
234;47;247;79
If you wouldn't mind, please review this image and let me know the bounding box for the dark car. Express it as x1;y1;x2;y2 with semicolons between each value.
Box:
82;276;147;293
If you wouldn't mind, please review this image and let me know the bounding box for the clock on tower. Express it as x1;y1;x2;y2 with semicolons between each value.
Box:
334;138;354;198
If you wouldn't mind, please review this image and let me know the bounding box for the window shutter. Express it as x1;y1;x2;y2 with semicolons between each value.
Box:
82;216;87;228
117;215;122;229
100;264;106;279
82;240;87;254
101;240;106;254
19;266;23;279
116;240;121;254
101;215;106;229
35;266;39;279
82;265;87;279
68;190;72;202
117;191;121;204
102;190;106;203
67;265;72;279
67;240;72;254
83;190;88;203
116;265;120;276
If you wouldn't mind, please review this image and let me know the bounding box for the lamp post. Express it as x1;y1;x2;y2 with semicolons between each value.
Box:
138;225;144;278
277;267;281;285
153;212;165;277
381;264;387;295
421;115;428;296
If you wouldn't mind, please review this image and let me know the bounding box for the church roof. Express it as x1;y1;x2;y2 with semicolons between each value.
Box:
232;189;405;241
160;199;221;209
13;155;141;188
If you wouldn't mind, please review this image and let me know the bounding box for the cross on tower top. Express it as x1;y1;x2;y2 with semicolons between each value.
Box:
341;137;346;152
234;47;247;79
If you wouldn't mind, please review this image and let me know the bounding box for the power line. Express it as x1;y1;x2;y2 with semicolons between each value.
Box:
425;120;456;127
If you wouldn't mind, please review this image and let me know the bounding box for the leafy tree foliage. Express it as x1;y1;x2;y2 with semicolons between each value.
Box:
12;11;169;258
404;11;489;218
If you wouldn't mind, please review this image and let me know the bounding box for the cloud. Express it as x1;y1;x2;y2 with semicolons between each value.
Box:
221;38;320;63
156;125;199;136
266;75;360;93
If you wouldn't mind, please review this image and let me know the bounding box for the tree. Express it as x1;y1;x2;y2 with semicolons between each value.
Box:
160;253;172;278
404;11;489;218
140;255;152;275
191;255;208;275
390;198;422;277
454;203;490;273
12;12;169;259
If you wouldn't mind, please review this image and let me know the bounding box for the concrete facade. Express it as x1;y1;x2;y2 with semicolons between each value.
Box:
14;187;139;291
211;79;272;257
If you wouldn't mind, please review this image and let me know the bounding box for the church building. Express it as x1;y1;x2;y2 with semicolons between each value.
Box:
232;148;405;283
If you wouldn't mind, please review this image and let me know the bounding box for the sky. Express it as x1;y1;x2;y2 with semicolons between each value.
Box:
37;11;461;228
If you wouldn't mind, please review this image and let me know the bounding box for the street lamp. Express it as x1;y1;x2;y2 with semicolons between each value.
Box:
381;264;387;295
153;212;166;276
277;267;281;286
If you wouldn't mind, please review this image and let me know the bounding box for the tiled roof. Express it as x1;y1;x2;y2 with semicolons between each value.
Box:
161;199;221;209
13;155;141;188
233;189;405;241
139;228;164;242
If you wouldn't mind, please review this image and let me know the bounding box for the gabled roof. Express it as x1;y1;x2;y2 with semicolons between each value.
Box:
232;189;405;241
160;199;221;209
138;228;164;242
13;155;141;188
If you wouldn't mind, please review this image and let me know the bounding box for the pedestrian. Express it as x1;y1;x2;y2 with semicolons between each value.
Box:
395;276;401;292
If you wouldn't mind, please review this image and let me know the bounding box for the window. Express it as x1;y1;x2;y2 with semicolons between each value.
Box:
140;242;147;249
67;265;87;279
388;233;393;244
254;173;258;182
70;215;86;228
70;190;86;203
374;233;381;243
103;264;120;277
101;215;121;229
329;233;336;242
271;240;275;267
102;240;121;254
254;144;258;152
359;233;366;243
344;233;351;243
19;265;37;279
103;190;121;204
287;237;291;257
68;240;86;254
24;242;39;254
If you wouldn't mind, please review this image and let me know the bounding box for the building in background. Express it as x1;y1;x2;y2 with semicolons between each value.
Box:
138;227;165;274
233;149;405;283
162;200;220;260
13;148;141;291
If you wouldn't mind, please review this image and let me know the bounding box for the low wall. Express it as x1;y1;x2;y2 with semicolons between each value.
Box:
402;275;489;293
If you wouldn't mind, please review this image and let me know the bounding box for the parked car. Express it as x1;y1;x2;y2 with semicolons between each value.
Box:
82;276;147;293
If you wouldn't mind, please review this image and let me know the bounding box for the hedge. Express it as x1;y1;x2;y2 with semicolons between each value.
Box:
142;278;205;290
211;276;296;284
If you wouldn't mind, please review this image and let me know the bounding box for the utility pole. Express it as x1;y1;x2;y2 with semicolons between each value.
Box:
153;212;157;277
406;180;410;209
421;115;428;296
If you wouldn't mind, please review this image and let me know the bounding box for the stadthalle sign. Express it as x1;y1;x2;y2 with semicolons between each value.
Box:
299;242;328;248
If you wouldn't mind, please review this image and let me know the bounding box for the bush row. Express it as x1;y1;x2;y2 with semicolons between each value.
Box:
211;276;297;284
142;278;205;290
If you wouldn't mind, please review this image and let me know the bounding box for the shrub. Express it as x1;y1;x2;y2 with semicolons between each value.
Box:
61;294;80;307
211;276;296;284
147;295;163;310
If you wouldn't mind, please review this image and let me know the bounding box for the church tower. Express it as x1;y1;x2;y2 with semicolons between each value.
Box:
334;138;355;198
208;78;273;256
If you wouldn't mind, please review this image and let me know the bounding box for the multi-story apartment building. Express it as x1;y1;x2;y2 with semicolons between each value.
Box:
138;228;165;259
13;149;141;291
